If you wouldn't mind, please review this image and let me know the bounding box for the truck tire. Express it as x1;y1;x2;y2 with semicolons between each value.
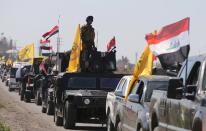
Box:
153;127;159;131
63;101;76;129
42;106;47;113
6;81;8;86
55;107;63;126
192;120;202;131
139;127;143;131
20;89;24;101
47;101;54;115
35;92;42;105
107;113;115;131
24;91;31;103
18;88;21;95
8;85;12;92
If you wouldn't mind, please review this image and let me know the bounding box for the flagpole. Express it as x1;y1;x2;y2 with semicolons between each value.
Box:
184;17;190;96
39;40;42;56
57;15;60;53
56;15;60;71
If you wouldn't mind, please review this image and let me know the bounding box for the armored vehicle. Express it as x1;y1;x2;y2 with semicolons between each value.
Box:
41;74;56;115
36;52;69;110
54;72;124;129
53;46;124;129
34;56;56;106
20;57;43;102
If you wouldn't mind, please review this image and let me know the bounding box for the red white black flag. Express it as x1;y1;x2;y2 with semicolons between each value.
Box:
107;37;116;51
145;17;190;69
40;39;50;44
40;46;52;50
42;25;59;40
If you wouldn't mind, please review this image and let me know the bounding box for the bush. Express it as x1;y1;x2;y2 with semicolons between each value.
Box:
0;122;11;131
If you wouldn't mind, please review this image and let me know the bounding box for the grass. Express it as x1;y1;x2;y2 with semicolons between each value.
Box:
0;122;11;131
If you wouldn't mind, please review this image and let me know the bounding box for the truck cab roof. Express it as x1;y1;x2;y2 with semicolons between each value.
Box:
139;75;177;82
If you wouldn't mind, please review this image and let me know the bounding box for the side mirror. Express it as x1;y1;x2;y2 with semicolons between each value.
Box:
114;90;125;98
185;85;196;101
167;78;183;99
128;94;140;103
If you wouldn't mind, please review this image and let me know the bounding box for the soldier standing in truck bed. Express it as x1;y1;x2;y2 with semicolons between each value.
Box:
80;16;96;71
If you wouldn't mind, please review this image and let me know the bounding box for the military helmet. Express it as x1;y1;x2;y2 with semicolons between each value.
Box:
86;16;93;22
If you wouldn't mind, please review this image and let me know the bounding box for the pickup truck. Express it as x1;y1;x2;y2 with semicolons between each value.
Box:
53;72;124;129
150;55;206;131
106;75;131;131
106;75;172;131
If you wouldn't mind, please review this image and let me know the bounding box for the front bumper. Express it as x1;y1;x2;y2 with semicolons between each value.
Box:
73;97;106;123
9;82;19;88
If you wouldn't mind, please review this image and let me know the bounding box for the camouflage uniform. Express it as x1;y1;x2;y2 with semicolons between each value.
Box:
80;20;96;71
81;24;95;52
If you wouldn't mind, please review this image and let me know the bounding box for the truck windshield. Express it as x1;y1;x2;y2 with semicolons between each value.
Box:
10;68;18;78
144;81;168;102
68;77;96;89
100;78;121;90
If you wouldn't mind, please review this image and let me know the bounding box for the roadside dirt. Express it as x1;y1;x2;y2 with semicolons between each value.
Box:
0;81;106;131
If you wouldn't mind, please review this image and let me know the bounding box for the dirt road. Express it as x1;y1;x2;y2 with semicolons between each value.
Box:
0;81;106;131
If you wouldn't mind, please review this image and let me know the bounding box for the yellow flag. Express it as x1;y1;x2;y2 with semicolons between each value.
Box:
125;46;153;98
18;43;34;64
67;24;82;72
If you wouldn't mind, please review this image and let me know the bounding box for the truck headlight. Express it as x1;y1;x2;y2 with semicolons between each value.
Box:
84;99;90;105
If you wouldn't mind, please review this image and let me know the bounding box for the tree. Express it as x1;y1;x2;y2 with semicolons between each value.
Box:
116;56;134;74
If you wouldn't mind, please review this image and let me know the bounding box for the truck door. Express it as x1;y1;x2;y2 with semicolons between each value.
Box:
124;81;144;131
113;78;126;125
178;61;201;130
115;78;130;131
167;61;201;131
158;91;169;131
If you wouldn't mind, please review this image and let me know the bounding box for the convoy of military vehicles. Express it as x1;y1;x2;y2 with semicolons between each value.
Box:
0;47;205;131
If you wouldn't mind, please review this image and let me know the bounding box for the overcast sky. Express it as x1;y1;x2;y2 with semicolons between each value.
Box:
1;0;206;63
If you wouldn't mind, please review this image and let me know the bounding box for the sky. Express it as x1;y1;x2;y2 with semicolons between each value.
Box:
1;0;206;63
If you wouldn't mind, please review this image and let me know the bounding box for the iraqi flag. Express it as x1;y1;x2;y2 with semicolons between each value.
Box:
107;37;116;51
145;17;190;69
42;25;59;40
40;45;52;50
40;39;50;44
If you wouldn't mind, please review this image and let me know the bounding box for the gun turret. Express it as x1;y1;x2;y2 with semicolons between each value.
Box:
80;47;117;73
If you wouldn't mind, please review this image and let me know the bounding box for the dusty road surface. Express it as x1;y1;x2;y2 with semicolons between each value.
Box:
0;81;106;131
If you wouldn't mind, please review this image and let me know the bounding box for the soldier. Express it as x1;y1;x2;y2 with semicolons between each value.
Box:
80;16;96;71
